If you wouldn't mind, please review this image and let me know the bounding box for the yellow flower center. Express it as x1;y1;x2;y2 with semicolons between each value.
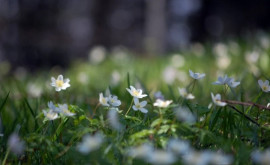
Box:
132;90;139;96
263;85;268;91
56;80;64;87
101;98;107;104
136;104;141;109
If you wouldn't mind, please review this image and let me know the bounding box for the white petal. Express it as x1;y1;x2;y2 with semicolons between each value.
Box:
140;101;147;107
132;105;138;111
258;80;263;87
140;108;148;113
58;75;63;81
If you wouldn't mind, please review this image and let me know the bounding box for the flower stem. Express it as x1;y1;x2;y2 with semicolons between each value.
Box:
125;98;134;116
91;103;101;118
2;148;10;165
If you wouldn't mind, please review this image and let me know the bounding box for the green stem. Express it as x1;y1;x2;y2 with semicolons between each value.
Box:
125;98;134;116
2;148;10;165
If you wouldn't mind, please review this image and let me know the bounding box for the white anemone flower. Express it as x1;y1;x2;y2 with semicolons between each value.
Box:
178;88;195;100
108;108;123;131
126;86;147;98
167;139;191;155
153;99;173;108
227;78;240;88
8;133;25;155
127;143;154;159
189;69;205;80
48;101;60;113
43;109;58;120
99;93;109;106
212;75;231;85
51;75;70;92
211;93;227;107
108;95;121;107
252;149;270;165
132;98;148;113
77;133;104;154
147;150;176;165
258;79;270;92
58;104;75;116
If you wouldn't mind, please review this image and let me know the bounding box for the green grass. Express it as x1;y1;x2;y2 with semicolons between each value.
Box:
1;37;270;164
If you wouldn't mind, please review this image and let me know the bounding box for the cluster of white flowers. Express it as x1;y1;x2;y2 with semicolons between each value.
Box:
127;138;233;165
126;86;148;113
43;101;75;121
99;93;121;107
178;87;195;100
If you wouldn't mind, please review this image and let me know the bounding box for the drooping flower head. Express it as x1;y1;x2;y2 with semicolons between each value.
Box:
189;69;205;80
99;93;110;106
51;75;70;92
153;99;173;108
213;75;240;88
126;86;147;98
211;93;227;107
258;79;270;92
132;98;148;113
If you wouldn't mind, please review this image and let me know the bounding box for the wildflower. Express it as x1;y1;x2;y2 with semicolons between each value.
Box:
126;86;147;98
58;104;75;116
132;98;148;113
153;99;173;108
189;69;205;80
175;106;196;124
178;88;195;100
154;91;165;100
8;133;25;155
27;83;43;98
227;78;240;88
183;150;213;165
251;149;270;165
108;95;121;107
48;101;60;113
212;75;231;85
51;75;70;92
211;93;227;106
43;110;59;120
108;108;123;131
258;79;270;92
127;143;154;159
209;151;233;165
77;133;104;154
99;93;109;106
167;139;191;155
147;150;176;165
267;103;270;108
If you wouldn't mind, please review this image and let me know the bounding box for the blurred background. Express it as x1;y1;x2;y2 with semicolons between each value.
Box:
0;0;270;69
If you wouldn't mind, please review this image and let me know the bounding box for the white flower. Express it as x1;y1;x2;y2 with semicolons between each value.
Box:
58;104;75;116
51;75;70;92
189;69;205;80
132;98;148;113
183;150;213;165
126;86;147;98
213;75;240;88
99;93;109;106
167;139;191;155
227;78;240;88
108;95;121;107
8;133;25;155
27;83;43;98
252;149;270;165
43;110;59;120
175;106;196;124
212;75;231;85
153;99;173;108
211;93;227;107
147;150;176;165
267;103;270;108
178;88;195;100
127;144;154;159
48;101;60;113
258;79;270;92
108;108;123;131
77;133;104;154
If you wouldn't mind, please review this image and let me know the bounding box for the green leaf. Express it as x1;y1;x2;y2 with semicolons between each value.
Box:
0;92;9;113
